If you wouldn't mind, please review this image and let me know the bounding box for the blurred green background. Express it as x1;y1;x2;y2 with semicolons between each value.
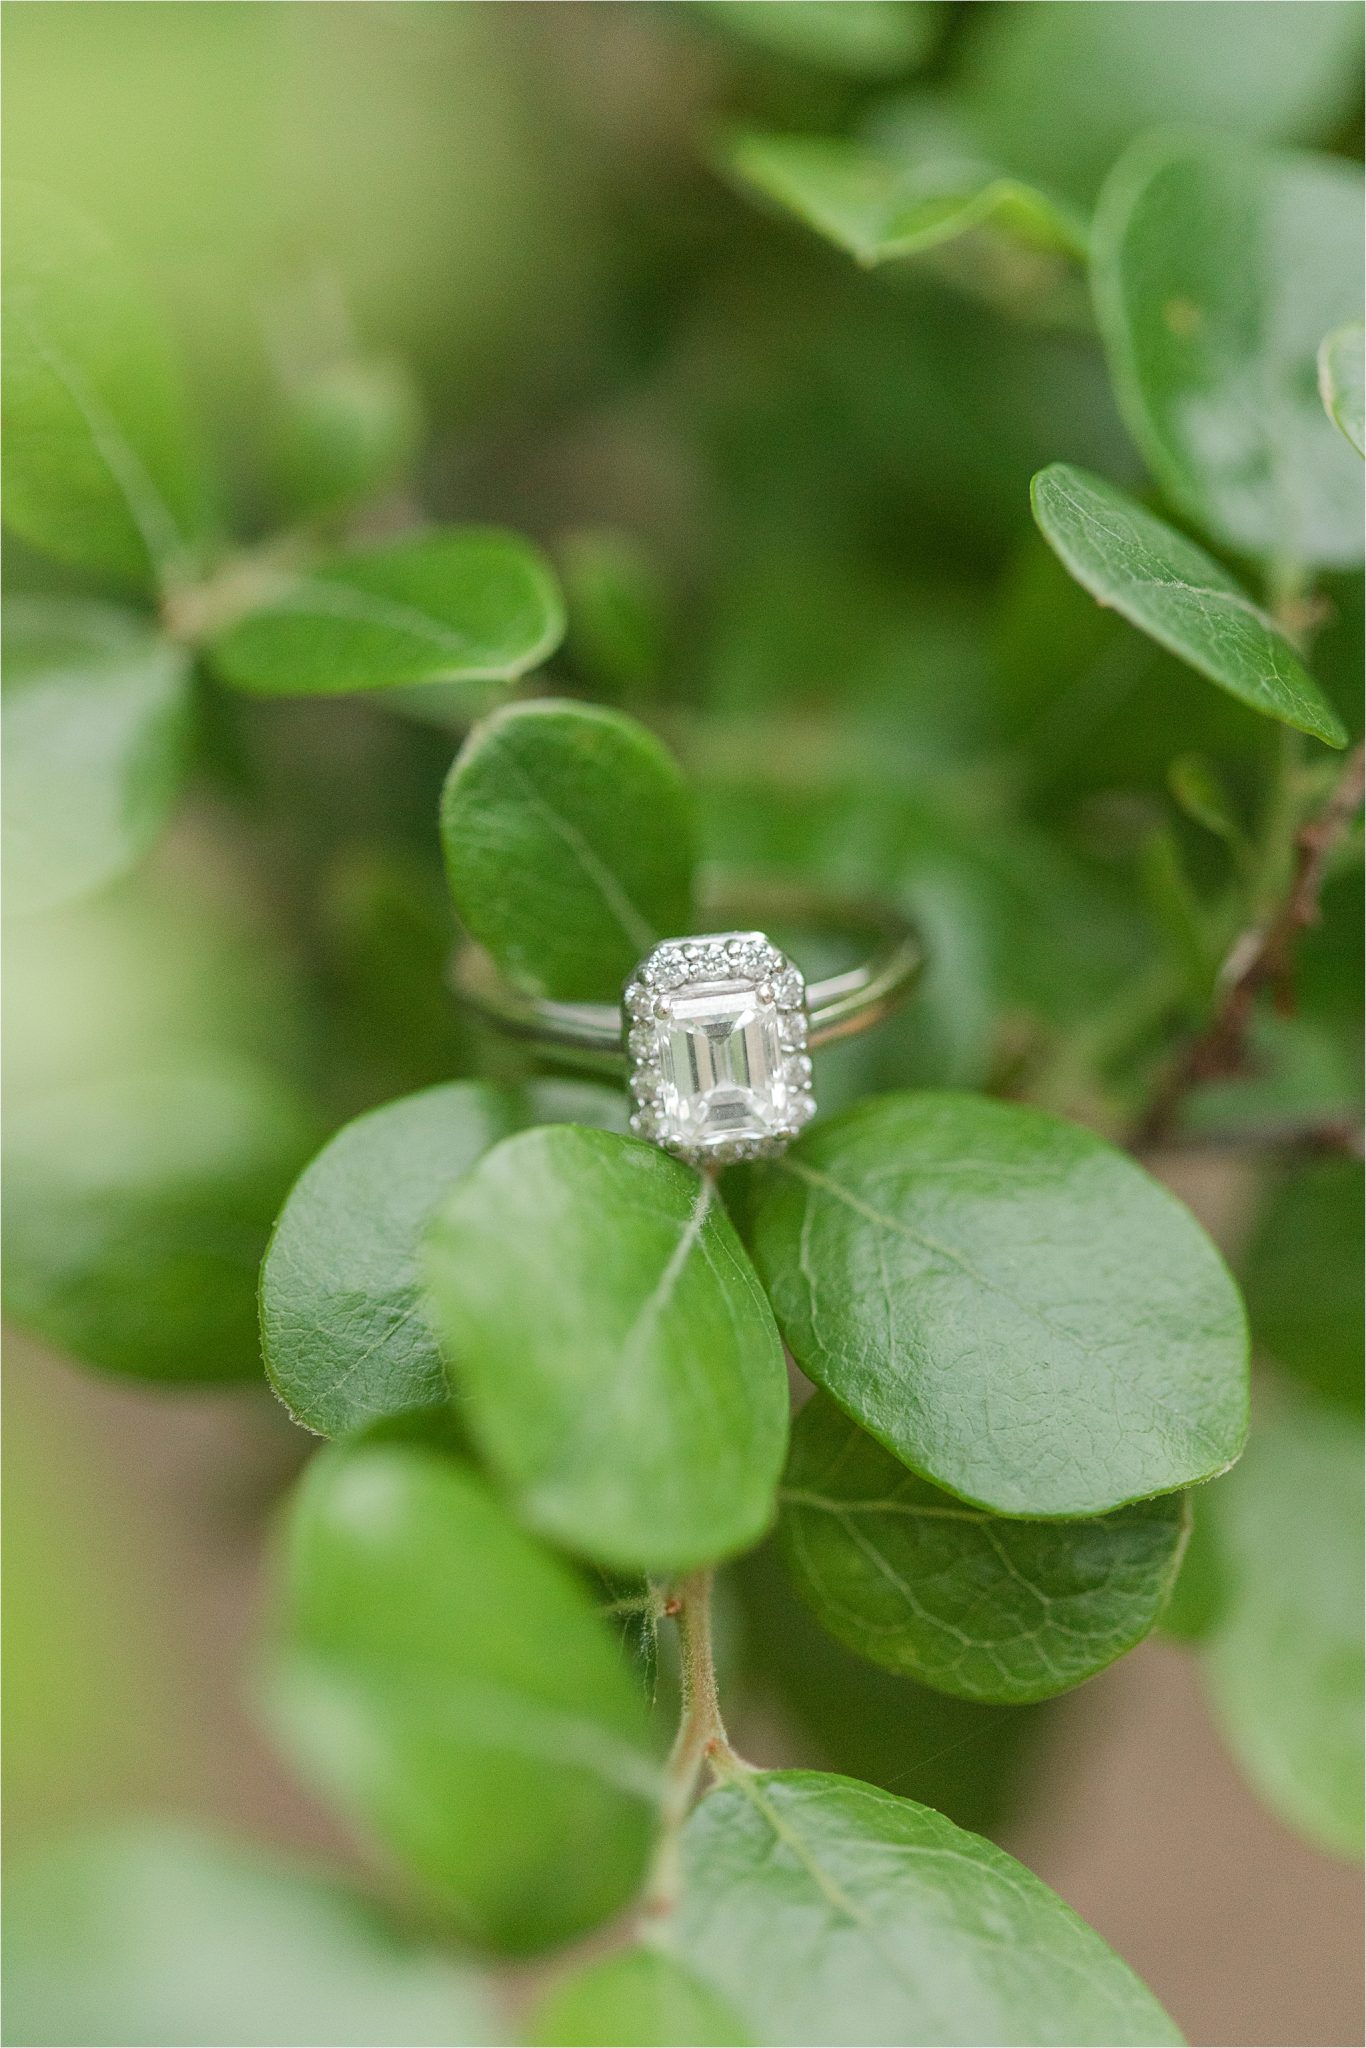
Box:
3;5;1362;2044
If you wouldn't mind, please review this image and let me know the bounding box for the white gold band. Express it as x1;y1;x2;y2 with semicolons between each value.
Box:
449;878;923;1066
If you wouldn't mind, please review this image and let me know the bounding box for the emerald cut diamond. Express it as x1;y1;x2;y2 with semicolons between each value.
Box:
624;933;815;1166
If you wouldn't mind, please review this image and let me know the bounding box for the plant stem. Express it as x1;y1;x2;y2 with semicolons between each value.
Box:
1136;738;1364;1146
159;533;316;645
639;1570;740;1923
1248;722;1304;921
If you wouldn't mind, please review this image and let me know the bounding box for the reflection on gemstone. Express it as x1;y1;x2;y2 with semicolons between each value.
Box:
658;981;789;1143
623;933;815;1165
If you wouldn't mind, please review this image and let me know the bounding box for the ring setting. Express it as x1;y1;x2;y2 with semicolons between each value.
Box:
623;932;816;1167
449;877;923;1170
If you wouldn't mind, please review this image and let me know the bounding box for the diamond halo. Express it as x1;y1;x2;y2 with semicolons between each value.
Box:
623;931;816;1167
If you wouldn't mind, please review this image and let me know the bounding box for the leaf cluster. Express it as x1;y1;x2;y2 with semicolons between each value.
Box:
3;4;1361;2042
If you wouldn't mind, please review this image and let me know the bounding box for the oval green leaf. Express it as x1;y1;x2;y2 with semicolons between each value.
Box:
262;1078;627;1439
1202;1390;1363;1859
676;1770;1182;2045
424;1125;789;1573
264;1441;660;1954
441;698;696;1001
780;1393;1189;1704
210;528;564;696
720;132;1087;269
531;1947;748;2048
262;1082;521;1440
1318;322;1366;457
2;1825;497;2048
3;1052;322;1383
1;183;211;595
1031;464;1347;748
744;1091;1249;1518
1092;134;1364;569
3;598;192;919
735;1539;1047;1835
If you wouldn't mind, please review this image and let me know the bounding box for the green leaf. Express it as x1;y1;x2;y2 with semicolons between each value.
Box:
720;132;1087;270
2;597;192;918
271;356;425;522
1319;323;1366;457
1030;464;1348;748
693;1;939;78
531;1947;748;2048
1;182;211;594
956;0;1363;200
3;1052;322;1383
1091;134;1365;569
264;1441;660;1954
733;1540;1048;1836
1202;1390;1364;1858
262;1082;521;1439
261;1078;628;1440
209;528;564;697
424;1125;789;1573
743;1091;1248;1518
441;699;696;1001
676;1770;1182;2045
780;1393;1188;1704
1240;1158;1363;1408
2;1825;497;2048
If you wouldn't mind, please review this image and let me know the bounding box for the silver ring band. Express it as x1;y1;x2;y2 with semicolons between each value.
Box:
449;875;924;1070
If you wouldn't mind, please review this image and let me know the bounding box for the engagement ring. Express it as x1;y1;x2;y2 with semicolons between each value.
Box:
452;881;922;1168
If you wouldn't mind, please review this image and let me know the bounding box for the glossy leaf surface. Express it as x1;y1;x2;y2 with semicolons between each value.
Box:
1031;464;1347;748
2;1826;496;2048
3;598;192;918
1203;1391;1364;1858
261;1078;627;1439
3;1053;321;1383
780;1394;1188;1703
677;1771;1182;2045
424;1126;789;1572
1;182;211;593
721;132;1086;269
441;698;696;1000
531;1947;748;2048
1092;135;1365;568
744;1092;1249;1517
211;528;563;696
265;1442;660;1953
